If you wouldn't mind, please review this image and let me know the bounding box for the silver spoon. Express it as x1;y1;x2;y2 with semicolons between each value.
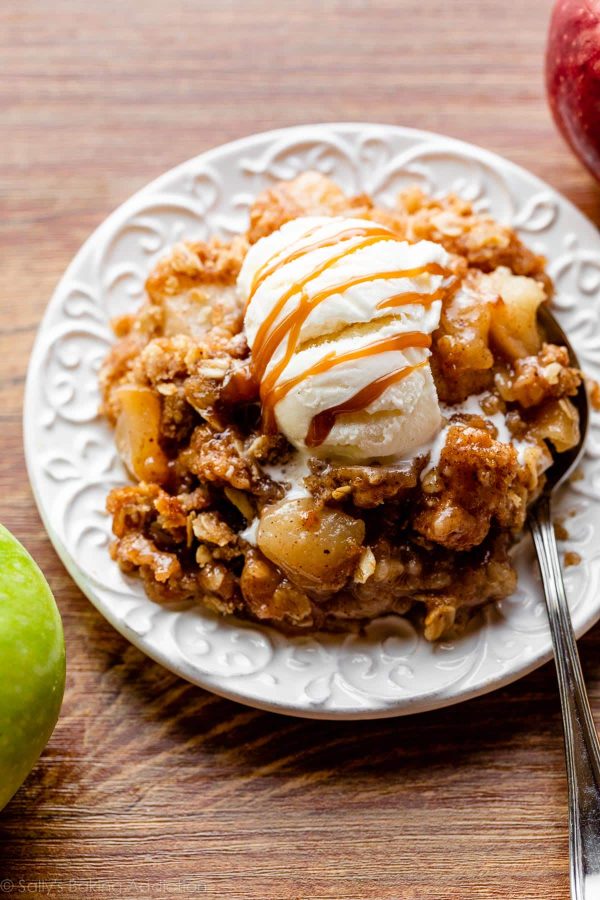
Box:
528;305;599;899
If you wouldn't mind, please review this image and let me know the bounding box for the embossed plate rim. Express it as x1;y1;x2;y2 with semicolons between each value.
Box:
24;122;600;719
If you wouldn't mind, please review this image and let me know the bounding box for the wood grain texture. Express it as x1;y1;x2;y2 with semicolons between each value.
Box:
1;0;600;897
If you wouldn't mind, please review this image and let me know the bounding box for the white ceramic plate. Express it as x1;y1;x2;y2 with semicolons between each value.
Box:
24;123;600;720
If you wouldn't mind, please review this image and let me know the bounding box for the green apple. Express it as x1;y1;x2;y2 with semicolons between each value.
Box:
0;524;66;811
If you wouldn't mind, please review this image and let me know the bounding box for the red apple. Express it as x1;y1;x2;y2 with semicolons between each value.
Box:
546;0;600;181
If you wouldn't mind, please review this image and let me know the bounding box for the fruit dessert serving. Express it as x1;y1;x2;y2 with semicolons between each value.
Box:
99;172;582;641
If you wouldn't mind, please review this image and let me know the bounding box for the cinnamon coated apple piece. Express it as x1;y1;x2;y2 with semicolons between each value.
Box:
257;498;365;593
115;384;170;483
529;398;580;453
487;266;545;360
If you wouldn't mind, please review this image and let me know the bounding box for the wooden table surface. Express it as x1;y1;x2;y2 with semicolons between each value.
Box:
2;1;600;897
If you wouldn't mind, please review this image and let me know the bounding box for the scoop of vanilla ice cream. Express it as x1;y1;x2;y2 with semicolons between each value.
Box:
239;216;453;460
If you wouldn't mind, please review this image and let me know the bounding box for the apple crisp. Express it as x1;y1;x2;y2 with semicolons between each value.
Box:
99;172;582;641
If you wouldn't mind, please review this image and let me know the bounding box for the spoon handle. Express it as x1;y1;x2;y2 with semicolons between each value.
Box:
530;494;600;899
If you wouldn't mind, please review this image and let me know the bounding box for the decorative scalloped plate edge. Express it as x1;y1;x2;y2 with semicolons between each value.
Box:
24;123;600;719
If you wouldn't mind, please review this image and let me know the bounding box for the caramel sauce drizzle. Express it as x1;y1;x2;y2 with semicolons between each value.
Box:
377;285;447;311
306;360;429;448
245;223;392;314
255;262;446;389
261;331;431;433
252;235;396;385
246;222;454;446
251;229;393;374
377;271;461;311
